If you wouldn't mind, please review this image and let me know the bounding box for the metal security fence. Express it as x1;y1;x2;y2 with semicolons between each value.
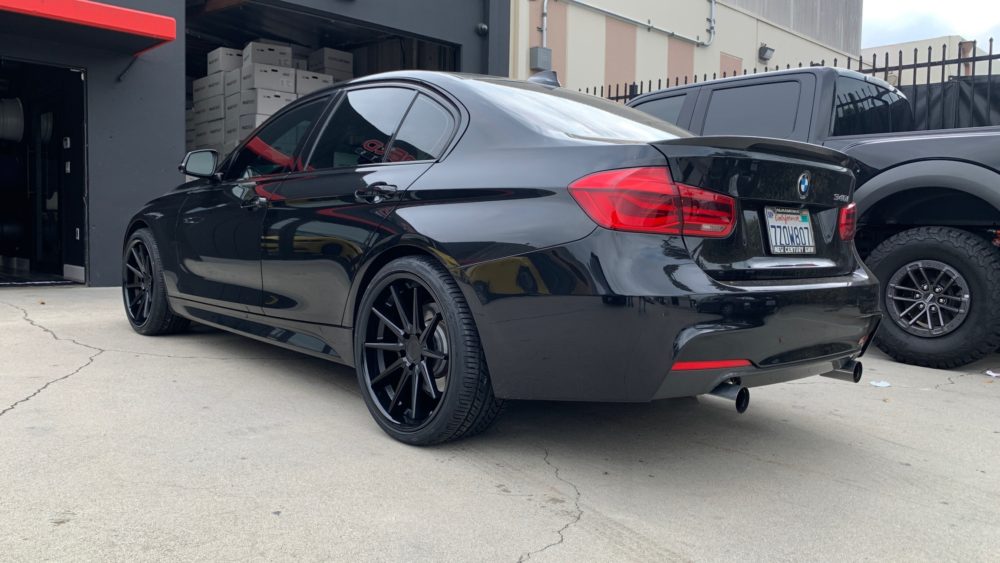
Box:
588;38;1000;131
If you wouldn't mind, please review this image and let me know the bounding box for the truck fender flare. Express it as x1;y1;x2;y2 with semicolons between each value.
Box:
855;160;1000;219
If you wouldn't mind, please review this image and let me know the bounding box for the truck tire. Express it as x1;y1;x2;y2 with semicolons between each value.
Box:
867;226;1000;368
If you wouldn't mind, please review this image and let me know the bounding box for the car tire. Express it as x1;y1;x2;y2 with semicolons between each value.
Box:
122;228;191;336
354;256;504;445
867;226;1000;368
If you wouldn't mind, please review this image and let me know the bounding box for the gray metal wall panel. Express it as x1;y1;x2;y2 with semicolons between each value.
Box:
727;0;861;54
0;0;185;287
266;0;508;74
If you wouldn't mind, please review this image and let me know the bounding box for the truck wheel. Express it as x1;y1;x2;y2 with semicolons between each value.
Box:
867;226;1000;368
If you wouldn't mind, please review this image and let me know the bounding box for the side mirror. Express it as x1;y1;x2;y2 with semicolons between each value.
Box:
179;149;218;178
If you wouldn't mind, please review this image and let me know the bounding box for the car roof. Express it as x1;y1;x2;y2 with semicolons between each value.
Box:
628;66;900;106
294;70;529;104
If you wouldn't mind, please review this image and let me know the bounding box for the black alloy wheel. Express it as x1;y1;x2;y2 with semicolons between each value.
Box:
361;276;449;428
868;226;1000;368
355;256;503;445
124;238;154;325
121;229;190;336
885;260;970;337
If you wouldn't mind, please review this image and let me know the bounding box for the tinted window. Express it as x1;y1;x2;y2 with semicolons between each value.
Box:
633;94;687;125
386;95;455;162
702;81;801;137
467;79;690;141
226;99;327;180
307;87;415;170
831;77;913;136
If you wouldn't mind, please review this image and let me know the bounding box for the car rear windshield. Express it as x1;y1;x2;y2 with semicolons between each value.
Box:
467;78;691;142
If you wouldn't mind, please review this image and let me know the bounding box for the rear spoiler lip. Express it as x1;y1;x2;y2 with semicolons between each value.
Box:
652;135;853;169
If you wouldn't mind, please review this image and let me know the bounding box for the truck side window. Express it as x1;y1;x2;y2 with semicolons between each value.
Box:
831;76;912;136
702;81;801;138
632;94;686;125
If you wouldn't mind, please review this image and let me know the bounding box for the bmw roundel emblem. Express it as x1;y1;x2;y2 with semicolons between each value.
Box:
797;171;811;199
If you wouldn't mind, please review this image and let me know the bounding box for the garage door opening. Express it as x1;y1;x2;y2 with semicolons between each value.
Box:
185;1;460;155
0;59;86;286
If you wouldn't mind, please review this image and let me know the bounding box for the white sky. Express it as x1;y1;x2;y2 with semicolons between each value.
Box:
862;0;1000;48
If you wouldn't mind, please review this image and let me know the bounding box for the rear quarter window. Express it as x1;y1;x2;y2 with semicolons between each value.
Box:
702;81;801;138
831;76;913;136
632;94;687;125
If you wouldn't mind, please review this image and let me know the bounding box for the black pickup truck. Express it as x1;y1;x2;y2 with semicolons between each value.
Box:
629;67;1000;368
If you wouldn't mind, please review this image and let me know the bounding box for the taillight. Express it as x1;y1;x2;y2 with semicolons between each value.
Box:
838;202;857;241
568;167;736;238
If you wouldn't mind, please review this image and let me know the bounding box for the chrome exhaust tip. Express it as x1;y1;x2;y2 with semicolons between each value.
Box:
709;382;750;414
819;360;863;383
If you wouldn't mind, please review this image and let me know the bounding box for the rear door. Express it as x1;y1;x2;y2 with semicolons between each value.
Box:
652;136;857;280
261;86;458;325
174;97;329;312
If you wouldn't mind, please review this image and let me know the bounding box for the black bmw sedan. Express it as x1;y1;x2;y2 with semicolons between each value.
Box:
123;71;880;445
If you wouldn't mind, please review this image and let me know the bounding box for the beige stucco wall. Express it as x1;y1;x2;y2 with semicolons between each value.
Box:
564;5;606;88
510;0;858;91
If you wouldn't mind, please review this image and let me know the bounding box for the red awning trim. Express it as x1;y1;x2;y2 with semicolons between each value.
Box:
0;0;176;44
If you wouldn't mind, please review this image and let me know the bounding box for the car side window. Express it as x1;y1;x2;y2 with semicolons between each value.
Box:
831;77;913;136
225;99;327;180
632;94;687;125
306;87;416;170
702;81;801;138
386;94;456;162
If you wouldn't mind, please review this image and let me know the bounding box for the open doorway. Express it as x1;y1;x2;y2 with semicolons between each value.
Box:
0;59;86;286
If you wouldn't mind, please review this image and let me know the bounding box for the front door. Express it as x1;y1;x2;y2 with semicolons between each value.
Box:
173;98;330;312
261;86;458;326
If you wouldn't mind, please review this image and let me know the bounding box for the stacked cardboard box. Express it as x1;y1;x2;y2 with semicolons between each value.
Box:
232;41;298;151
187;42;355;156
308;47;354;82
188;47;241;155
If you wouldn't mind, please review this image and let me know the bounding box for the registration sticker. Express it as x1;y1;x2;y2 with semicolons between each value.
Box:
765;207;816;254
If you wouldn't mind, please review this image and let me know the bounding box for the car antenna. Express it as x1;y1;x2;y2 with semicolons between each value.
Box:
527;70;561;88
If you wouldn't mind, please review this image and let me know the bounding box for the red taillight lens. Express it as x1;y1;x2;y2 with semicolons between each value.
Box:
678;184;738;237
568;167;736;238
838;202;857;241
672;359;752;371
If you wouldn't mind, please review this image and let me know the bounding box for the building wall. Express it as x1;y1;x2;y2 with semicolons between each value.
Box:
510;0;860;91
0;0;186;287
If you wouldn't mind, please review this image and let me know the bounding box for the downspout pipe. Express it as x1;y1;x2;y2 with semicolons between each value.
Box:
704;0;717;47
542;0;549;48
560;0;717;47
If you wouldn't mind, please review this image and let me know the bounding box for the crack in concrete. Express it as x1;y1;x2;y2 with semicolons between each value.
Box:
934;374;965;390
0;302;105;418
1;301;282;361
516;448;584;562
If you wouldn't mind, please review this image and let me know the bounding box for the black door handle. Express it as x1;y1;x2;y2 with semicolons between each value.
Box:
355;182;399;204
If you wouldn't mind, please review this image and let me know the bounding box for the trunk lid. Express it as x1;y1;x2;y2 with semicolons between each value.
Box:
652;136;858;280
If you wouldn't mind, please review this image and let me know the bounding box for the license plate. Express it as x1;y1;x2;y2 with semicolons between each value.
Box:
764;207;816;254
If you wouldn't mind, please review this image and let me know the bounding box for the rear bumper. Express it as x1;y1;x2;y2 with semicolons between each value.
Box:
459;228;881;402
653;354;868;400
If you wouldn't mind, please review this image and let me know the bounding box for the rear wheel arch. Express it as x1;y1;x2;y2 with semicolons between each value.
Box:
348;244;454;328
124;219;151;247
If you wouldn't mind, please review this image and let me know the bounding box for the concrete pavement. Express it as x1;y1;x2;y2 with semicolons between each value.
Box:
1;287;998;561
